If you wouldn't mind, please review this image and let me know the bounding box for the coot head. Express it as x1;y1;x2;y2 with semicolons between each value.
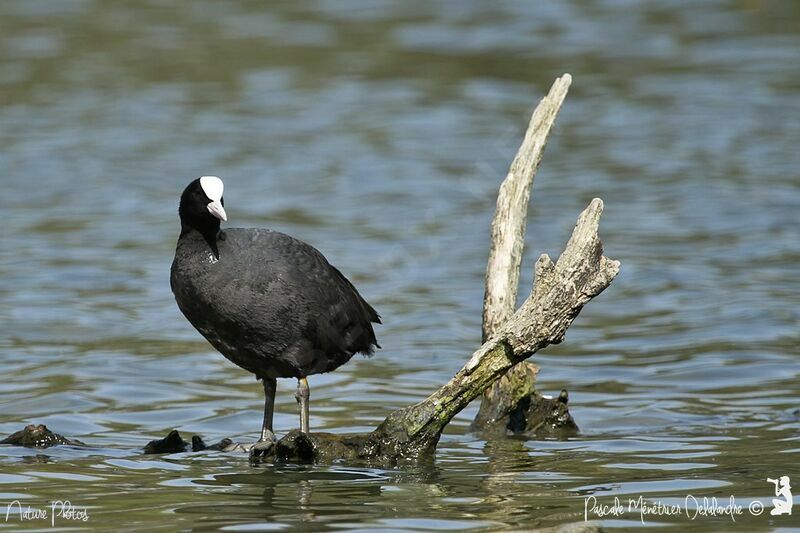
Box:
179;176;228;237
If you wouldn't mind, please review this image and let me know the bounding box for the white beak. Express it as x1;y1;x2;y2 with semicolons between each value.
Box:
207;200;227;222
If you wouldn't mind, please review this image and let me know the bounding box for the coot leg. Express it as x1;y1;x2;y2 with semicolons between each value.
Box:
250;377;277;457
260;377;277;442
295;377;310;433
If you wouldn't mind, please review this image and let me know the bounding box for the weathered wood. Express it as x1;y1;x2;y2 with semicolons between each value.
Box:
482;73;572;339
370;199;618;460
478;73;573;429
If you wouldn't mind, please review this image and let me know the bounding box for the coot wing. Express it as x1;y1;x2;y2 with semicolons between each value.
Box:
218;229;380;367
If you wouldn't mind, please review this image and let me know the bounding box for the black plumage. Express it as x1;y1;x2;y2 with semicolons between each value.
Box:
170;176;380;448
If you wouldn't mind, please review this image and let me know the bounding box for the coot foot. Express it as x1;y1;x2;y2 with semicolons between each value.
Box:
248;430;277;458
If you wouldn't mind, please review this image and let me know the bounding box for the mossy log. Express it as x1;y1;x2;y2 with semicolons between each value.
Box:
0;424;85;448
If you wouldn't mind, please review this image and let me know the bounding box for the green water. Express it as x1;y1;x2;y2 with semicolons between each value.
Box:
1;1;799;530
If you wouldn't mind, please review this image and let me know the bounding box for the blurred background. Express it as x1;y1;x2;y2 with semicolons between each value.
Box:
1;0;798;530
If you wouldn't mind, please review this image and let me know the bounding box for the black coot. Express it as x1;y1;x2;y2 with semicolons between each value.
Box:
171;176;380;452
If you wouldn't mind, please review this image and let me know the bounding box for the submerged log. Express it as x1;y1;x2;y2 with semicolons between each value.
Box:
0;424;85;448
143;429;188;454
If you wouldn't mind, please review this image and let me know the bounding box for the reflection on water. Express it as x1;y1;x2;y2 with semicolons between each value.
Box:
1;0;799;530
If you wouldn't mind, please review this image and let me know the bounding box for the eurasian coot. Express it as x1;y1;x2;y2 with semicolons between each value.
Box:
171;176;380;454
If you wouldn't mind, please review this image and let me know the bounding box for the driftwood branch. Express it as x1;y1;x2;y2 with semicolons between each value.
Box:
368;199;619;459
477;73;572;430
482;73;572;338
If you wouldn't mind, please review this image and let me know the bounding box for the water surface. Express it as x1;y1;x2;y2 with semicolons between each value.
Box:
1;1;799;530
